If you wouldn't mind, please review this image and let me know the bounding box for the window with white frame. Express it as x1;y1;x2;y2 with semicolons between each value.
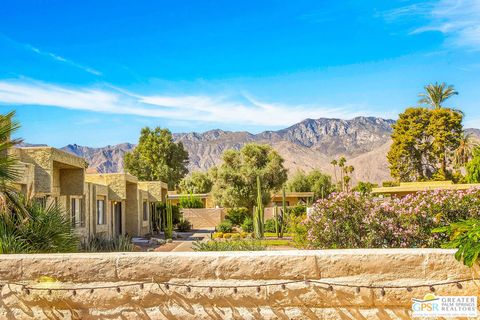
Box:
97;199;106;225
71;197;84;227
143;201;148;221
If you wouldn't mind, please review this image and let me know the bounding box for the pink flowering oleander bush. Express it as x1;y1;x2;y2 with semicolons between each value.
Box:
304;188;480;249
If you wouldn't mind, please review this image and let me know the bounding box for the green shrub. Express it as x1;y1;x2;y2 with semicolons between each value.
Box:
225;207;250;226
217;220;233;233
193;239;266;251
176;219;192;232
288;214;308;248
241;216;253;232
179;194;204;208
81;234;133;252
288;205;306;217
0;199;78;253
264;218;277;233
382;181;399;187
433;219;480;267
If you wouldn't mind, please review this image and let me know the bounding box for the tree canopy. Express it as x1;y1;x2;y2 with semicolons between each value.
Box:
179;171;213;194
387;107;463;182
287;169;334;200
124;127;189;189
211;143;287;209
466;147;480;183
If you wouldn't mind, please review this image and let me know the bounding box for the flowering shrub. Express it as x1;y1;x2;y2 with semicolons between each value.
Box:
304;188;480;249
305;192;374;248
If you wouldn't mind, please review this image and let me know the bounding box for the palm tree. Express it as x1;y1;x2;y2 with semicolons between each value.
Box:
0;111;78;253
454;132;478;167
0;111;22;212
330;159;338;184
418;82;458;109
338;157;346;191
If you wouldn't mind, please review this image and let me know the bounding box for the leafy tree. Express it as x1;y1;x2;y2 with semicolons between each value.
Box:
211;143;287;209
179;171;213;194
287;169;334;200
287;170;310;193
124;127;189;189
429;108;464;177
418;82;458;109
178;194;204;208
454;132;477;168
466;147;480;183
353;181;377;195
388;107;463;181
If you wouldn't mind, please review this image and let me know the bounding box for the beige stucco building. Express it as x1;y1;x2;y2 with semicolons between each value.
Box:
10;147;168;241
167;191;314;208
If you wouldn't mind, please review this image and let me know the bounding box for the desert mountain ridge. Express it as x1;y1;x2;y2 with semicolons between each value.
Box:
23;116;480;184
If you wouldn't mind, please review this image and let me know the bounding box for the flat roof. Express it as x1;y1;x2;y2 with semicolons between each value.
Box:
86;172;138;183
271;191;315;198
167;193;209;199
372;181;480;194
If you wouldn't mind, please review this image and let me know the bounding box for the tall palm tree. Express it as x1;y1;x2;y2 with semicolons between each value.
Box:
330;159;338;184
418;82;458;109
338;157;346;191
454;132;478;167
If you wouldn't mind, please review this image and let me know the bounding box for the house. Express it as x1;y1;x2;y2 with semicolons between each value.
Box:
167;191;215;208
10;146;168;241
268;191;314;207
371;180;480;198
167;191;315;208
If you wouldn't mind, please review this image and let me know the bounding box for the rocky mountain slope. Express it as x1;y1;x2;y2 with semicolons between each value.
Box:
62;143;135;173
59;116;396;183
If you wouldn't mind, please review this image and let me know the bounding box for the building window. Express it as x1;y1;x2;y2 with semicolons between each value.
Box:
143;201;148;221
71;198;84;227
97;199;105;225
35;196;47;208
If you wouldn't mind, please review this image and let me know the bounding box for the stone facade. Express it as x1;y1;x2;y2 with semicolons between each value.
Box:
10;147;168;240
0;249;478;319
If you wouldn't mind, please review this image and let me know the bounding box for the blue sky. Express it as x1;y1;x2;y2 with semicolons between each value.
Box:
0;0;479;147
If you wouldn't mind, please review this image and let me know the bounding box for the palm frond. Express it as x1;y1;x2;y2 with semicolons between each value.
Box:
418;82;458;109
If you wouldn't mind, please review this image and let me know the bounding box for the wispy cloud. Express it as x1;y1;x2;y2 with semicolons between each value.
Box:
27;45;102;76
0;34;102;76
0;79;376;127
379;0;480;50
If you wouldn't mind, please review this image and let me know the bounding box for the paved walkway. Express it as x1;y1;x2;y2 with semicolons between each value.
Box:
152;230;211;252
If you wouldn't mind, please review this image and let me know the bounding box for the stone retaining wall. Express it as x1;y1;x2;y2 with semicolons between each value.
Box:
0;249;479;319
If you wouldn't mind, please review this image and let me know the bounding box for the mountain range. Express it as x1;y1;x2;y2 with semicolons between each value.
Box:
59;116;398;184
51;116;480;184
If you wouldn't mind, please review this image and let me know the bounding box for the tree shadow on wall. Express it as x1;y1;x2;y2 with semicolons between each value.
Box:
1;282;416;319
